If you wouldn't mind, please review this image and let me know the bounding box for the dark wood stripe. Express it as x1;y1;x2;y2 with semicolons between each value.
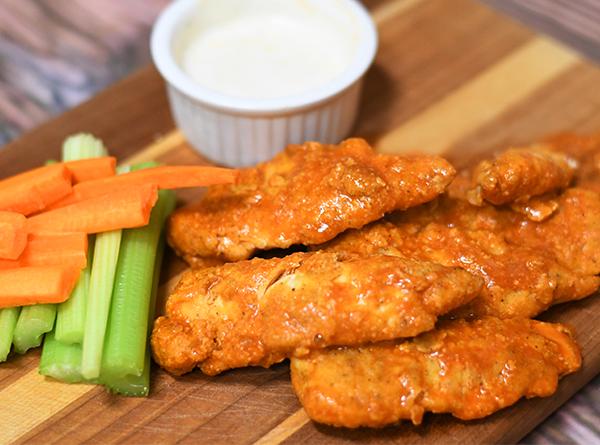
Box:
177;368;300;444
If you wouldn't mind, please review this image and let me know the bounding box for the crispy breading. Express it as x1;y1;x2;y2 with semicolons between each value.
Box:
167;138;455;266
545;132;600;193
290;318;581;428
323;191;600;318
465;146;576;206
151;252;482;376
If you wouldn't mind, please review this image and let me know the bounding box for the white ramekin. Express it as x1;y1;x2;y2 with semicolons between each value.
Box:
151;0;378;167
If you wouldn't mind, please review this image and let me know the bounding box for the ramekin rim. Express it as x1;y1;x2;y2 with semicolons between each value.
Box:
151;0;378;113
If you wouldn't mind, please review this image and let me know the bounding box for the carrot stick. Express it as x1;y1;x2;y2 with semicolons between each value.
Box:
26;184;158;235
0;233;88;270
0;211;27;260
64;157;116;184
49;165;237;208
0;266;80;308
0;164;72;215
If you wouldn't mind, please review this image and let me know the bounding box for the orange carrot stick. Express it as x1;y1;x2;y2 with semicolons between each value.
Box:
0;233;88;270
0;266;80;308
49;165;237;208
0;211;27;260
26;184;158;234
0;164;72;215
64;157;117;183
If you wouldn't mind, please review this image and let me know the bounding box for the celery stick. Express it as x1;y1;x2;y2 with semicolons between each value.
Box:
125;161;159;170
104;225;168;396
12;304;57;354
39;331;87;383
101;189;175;380
55;134;106;344
62;133;107;161
0;307;20;361
80;164;130;379
80;229;122;379
55;254;91;344
55;237;94;344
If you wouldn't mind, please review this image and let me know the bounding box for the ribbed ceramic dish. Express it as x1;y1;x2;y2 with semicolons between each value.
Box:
151;0;378;166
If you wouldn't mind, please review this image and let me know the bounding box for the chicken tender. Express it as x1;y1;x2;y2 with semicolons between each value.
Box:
151;252;482;376
466;146;576;206
168;138;456;266
323;191;600;318
290;318;581;428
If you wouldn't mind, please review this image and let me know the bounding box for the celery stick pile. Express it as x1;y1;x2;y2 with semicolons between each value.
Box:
0;134;175;396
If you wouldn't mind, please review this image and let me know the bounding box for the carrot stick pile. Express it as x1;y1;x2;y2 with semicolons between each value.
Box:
0;137;237;311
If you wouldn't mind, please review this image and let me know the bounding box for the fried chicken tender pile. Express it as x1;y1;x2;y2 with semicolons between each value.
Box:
152;134;598;429
152;252;482;375
291;318;581;428
168;138;455;266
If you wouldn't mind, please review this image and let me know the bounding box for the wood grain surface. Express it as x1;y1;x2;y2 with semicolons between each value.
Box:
1;0;600;444
484;0;600;63
0;0;169;144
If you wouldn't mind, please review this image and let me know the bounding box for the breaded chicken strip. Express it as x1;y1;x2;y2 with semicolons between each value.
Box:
168;138;455;266
466;146;576;206
323;191;600;318
151;252;482;376
291;318;581;428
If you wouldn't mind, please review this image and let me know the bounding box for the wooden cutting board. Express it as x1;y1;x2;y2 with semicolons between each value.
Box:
1;0;600;443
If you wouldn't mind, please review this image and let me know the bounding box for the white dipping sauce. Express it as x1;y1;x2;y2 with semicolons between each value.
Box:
180;13;355;100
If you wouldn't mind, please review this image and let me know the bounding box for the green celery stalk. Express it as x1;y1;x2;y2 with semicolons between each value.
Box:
80;164;131;379
104;222;169;396
61;133;107;161
80;229;122;379
0;307;20;361
55;237;94;344
12;304;57;354
55;134;107;343
101;189;175;380
39;331;87;383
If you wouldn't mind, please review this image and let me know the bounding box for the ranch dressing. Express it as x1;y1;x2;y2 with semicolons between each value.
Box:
180;13;354;100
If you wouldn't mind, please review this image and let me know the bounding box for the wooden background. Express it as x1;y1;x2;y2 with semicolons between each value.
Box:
0;0;599;443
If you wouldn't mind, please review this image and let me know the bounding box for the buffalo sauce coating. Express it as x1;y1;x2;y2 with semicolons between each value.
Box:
322;190;600;318
167;138;455;266
545;132;600;193
151;251;482;376
466;146;576;206
290;318;581;428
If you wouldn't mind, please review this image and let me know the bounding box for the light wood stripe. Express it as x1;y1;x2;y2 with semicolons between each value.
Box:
376;37;579;155
0;370;92;444
252;409;309;445
123;130;186;165
371;0;424;24
0;6;584;445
